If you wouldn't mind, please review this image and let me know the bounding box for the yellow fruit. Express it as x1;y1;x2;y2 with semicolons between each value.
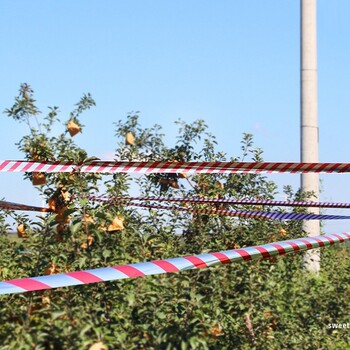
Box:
279;228;287;237
48;198;56;211
17;224;26;238
49;190;68;213
32;172;47;186
169;180;179;189
87;235;94;245
125;132;135;145
83;214;94;224
89;342;107;350
61;189;69;201
42;296;51;306
81;235;94;249
44;263;59;275
264;310;272;318
158;178;169;185
54;206;70;224
107;216;124;231
210;325;224;337
215;181;224;190
67;120;81;137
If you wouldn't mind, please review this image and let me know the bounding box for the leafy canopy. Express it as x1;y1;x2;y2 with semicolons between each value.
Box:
0;85;349;350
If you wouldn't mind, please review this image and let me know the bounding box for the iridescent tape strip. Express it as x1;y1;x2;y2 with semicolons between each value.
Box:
2;196;349;220
2;160;350;174
1;233;348;295
90;198;350;221
82;195;350;209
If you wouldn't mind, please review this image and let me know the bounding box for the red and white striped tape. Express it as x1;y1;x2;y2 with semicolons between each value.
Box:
2;160;350;174
1;233;349;295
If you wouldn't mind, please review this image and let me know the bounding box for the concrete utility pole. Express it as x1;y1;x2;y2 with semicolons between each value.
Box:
301;0;320;273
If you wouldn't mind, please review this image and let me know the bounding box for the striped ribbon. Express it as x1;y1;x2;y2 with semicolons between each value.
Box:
82;195;350;209
1;233;349;295
2;160;350;174
92;199;350;221
0;200;52;212
2;195;349;220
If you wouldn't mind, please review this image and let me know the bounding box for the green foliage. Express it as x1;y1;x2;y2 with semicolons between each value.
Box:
0;85;349;349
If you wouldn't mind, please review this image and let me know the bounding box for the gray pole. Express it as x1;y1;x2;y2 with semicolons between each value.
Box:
301;0;320;273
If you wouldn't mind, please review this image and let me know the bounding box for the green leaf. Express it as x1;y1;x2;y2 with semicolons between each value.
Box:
70;222;82;235
79;198;89;207
103;249;111;258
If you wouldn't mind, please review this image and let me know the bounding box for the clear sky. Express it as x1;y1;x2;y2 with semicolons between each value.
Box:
1;1;350;234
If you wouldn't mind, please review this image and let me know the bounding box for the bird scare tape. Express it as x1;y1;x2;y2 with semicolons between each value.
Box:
89;198;350;221
0;200;51;212
0;233;349;295
83;195;350;209
2;197;350;220
2;197;350;221
2;160;350;174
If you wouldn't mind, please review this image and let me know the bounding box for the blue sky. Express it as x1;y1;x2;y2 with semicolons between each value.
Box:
1;1;350;233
